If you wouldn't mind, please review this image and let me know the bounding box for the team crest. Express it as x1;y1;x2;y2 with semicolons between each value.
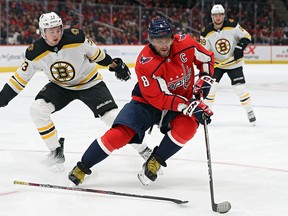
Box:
71;28;79;35
50;61;75;82
28;44;34;51
179;34;187;41
140;55;153;64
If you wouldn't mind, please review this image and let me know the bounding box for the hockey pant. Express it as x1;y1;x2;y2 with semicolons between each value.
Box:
81;114;199;168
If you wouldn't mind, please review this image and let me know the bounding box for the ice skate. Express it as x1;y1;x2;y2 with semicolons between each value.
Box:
42;137;65;172
247;110;256;126
138;154;166;186
138;146;153;161
68;162;91;186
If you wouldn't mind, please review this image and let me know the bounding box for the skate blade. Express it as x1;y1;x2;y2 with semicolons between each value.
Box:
137;169;152;186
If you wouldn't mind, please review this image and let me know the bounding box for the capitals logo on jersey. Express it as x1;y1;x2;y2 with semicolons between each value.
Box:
178;34;187;41
139;55;153;64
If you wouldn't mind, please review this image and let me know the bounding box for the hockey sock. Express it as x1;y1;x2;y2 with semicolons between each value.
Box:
81;125;135;168
81;138;109;168
204;82;219;108
154;132;182;161
233;84;253;112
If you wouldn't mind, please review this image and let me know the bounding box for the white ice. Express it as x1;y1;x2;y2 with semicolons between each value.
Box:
0;64;288;216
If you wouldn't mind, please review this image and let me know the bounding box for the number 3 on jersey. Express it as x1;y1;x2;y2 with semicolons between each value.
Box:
141;76;150;87
21;61;29;71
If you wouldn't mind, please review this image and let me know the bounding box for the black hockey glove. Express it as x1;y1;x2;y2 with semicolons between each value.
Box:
182;99;213;125
193;74;215;100
233;42;244;60
109;58;131;81
0;84;18;107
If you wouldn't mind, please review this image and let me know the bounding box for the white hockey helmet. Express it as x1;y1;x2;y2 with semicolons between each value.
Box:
39;12;63;39
211;4;225;15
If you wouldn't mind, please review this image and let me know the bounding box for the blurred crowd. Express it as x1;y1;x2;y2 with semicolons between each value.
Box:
1;0;288;45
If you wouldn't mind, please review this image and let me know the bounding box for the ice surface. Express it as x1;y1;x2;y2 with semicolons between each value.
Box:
0;64;288;216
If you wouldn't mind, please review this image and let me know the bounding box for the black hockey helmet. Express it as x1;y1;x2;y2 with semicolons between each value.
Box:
148;17;174;39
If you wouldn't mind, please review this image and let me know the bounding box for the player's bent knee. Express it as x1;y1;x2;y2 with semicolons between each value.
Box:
101;125;136;151
30;99;55;122
170;115;198;144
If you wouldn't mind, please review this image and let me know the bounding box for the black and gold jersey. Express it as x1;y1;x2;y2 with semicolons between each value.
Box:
8;28;107;93
200;19;251;69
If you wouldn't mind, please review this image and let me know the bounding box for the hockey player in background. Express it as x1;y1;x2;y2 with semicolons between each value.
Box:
200;4;256;125
68;17;214;186
0;12;150;172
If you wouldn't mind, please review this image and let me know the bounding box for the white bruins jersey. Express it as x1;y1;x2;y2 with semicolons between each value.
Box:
8;28;107;93
200;19;251;69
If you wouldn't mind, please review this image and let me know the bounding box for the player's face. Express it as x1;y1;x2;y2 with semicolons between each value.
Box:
45;26;62;46
212;13;225;26
150;37;173;58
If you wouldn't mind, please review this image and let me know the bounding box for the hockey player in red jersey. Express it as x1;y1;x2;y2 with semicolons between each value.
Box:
68;17;215;186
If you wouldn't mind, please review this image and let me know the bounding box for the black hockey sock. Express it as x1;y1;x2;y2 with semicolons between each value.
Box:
81;139;109;168
154;134;182;161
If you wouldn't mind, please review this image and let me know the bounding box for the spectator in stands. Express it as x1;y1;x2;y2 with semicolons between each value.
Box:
112;31;125;44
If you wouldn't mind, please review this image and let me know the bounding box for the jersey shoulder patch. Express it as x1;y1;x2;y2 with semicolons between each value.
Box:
61;28;86;45
200;24;214;37
25;38;48;61
223;19;238;28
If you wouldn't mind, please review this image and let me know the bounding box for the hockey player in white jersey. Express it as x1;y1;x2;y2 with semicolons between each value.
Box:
0;12;151;171
200;4;256;125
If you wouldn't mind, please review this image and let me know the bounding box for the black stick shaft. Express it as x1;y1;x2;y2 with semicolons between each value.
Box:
203;119;218;211
13;180;188;205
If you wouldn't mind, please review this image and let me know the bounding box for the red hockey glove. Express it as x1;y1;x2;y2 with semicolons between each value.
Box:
193;74;215;100
182;99;213;125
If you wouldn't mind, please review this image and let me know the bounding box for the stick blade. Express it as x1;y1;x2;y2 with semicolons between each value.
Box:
174;200;189;204
216;201;231;214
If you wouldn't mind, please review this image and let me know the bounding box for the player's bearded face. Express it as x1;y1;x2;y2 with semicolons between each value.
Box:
212;14;225;26
150;37;173;58
45;26;63;46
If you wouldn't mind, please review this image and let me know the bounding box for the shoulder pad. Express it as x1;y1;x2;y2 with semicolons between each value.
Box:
223;19;238;28
200;24;214;37
25;38;48;61
61;28;86;44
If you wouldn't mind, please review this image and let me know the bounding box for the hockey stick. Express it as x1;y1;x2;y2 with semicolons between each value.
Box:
13;180;188;205
214;56;235;68
200;93;231;213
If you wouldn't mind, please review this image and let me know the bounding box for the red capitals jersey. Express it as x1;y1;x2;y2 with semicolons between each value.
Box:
132;34;214;112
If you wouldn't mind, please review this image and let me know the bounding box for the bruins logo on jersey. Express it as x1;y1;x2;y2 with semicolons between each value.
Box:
50;61;75;82
71;28;79;35
215;38;231;55
28;44;34;51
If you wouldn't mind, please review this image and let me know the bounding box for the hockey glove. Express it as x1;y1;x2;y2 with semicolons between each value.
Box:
193;74;214;100
109;58;131;81
233;42;244;60
0;84;18;107
182;99;213;125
